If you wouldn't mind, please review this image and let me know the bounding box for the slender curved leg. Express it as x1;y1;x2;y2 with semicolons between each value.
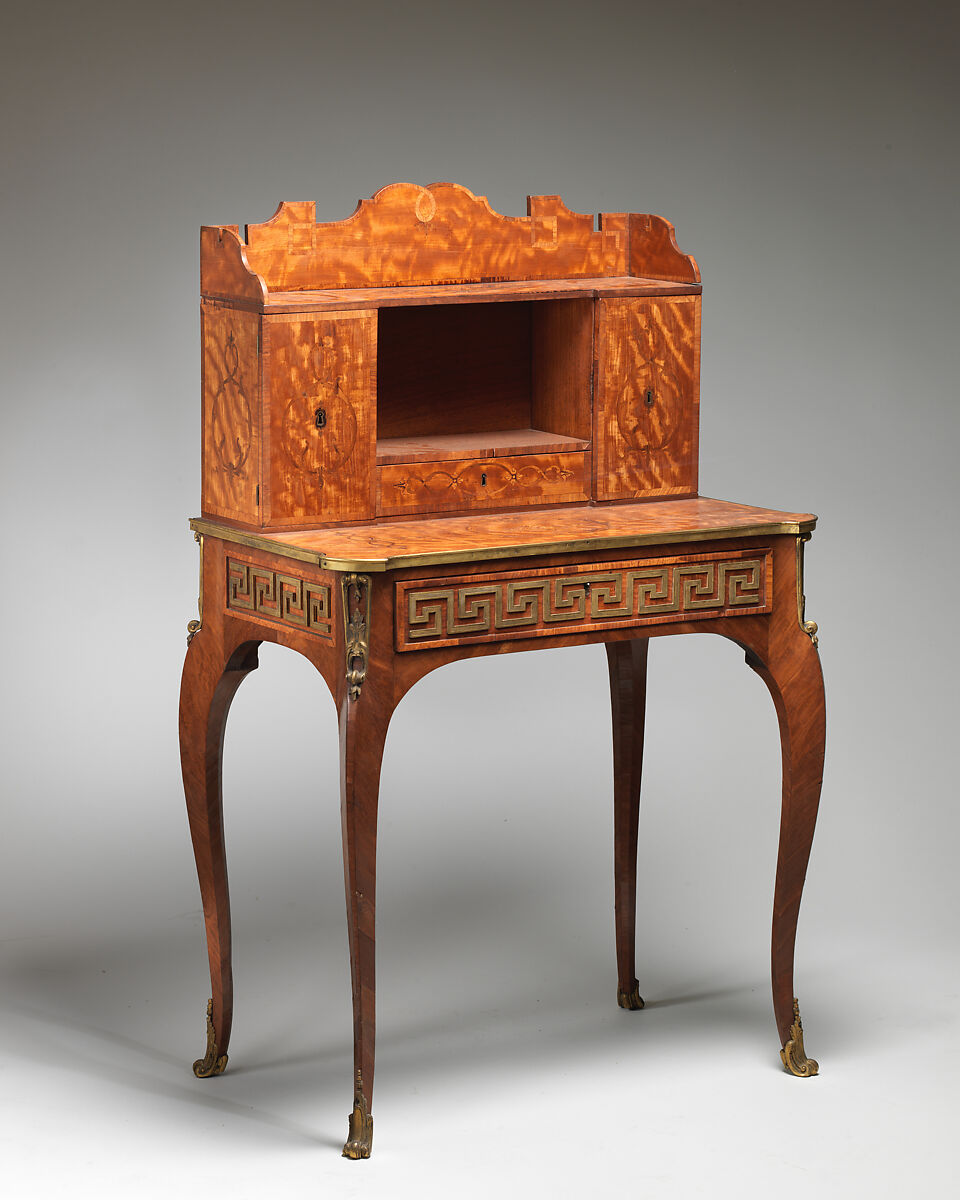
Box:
606;638;649;1011
179;635;260;1077
744;624;825;1076
339;681;393;1159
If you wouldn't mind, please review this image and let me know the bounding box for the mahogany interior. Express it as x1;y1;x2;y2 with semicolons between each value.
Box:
375;299;593;462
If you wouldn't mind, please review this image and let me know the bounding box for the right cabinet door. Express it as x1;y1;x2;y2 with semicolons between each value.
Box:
595;296;700;500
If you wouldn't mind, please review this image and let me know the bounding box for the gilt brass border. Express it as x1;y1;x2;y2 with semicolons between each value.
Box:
190;515;818;574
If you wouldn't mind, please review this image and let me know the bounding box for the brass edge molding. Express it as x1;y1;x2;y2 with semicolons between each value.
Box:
193;998;228;1078
189;518;323;565
342;573;372;701
191;515;818;574
617;980;645;1010
186;531;204;645
320;519;819;573
796;534;819;647
780;998;819;1078
343;1071;373;1160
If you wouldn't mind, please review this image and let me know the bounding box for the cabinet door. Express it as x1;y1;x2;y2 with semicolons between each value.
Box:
262;310;377;526
595;296;700;501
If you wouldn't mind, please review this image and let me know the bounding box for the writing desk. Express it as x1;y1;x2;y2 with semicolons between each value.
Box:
180;184;824;1158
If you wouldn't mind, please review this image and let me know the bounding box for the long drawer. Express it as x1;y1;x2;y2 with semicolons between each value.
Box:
378;451;589;517
395;547;773;651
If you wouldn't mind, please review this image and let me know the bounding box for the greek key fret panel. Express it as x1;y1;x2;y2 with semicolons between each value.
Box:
226;557;333;640
396;550;771;651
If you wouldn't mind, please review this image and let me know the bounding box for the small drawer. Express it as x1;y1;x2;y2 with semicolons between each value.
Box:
378;451;589;517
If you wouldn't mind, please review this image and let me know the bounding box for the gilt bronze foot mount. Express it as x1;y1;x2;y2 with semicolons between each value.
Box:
617;979;645;1011
193;998;228;1078
342;1078;373;1160
780;997;819;1077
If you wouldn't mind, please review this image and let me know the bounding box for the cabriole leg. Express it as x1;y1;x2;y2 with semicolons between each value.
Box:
745;623;825;1077
606;638;649;1012
339;680;393;1159
179;635;260;1077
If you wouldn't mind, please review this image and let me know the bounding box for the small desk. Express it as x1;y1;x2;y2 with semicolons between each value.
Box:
180;185;824;1159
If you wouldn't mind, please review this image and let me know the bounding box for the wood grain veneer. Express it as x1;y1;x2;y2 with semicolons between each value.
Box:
192;497;816;572
375;428;590;466
261;310;377;526
378;451;589;517
258;275;701;314
376;302;531;440
595;296;701;500
184;186;824;1160
201;303;260;524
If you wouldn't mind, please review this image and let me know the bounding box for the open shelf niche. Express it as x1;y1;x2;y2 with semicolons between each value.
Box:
375;298;593;467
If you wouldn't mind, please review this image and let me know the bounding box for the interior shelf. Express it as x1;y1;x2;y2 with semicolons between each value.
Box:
376;427;590;466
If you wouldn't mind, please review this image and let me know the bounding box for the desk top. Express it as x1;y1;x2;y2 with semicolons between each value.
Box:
192;497;817;573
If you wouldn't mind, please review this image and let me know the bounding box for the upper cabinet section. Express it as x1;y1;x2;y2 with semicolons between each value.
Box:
200;182;700;306
199;185;703;531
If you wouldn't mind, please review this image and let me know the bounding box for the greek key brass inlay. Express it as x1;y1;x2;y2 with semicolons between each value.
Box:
396;550;771;651
226;558;333;639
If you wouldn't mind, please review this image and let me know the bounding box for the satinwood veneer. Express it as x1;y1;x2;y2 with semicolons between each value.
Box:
181;183;824;1160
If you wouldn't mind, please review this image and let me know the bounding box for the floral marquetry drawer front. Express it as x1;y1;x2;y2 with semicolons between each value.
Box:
379;451;588;517
395;549;772;651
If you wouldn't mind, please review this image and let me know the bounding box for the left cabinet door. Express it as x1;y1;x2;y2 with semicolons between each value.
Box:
261;310;377;527
201;303;262;523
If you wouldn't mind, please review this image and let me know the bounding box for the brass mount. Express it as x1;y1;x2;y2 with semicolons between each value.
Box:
780;997;819;1077
617;980;645;1010
342;573;371;700
342;1073;373;1159
193;998;228;1078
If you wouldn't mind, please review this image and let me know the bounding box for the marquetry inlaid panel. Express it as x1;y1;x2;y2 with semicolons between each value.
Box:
595;296;700;500
395;548;771;651
201;304;261;524
379;452;589;517
262;310;376;527
226;557;333;640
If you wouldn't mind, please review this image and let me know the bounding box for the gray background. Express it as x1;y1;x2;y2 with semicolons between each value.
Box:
1;1;957;1195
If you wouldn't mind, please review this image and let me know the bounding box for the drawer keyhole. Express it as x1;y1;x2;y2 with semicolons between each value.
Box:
645;389;655;407
314;406;327;429
481;472;487;486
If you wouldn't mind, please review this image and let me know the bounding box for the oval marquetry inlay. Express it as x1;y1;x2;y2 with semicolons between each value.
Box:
616;363;684;452
415;189;437;223
280;335;358;486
